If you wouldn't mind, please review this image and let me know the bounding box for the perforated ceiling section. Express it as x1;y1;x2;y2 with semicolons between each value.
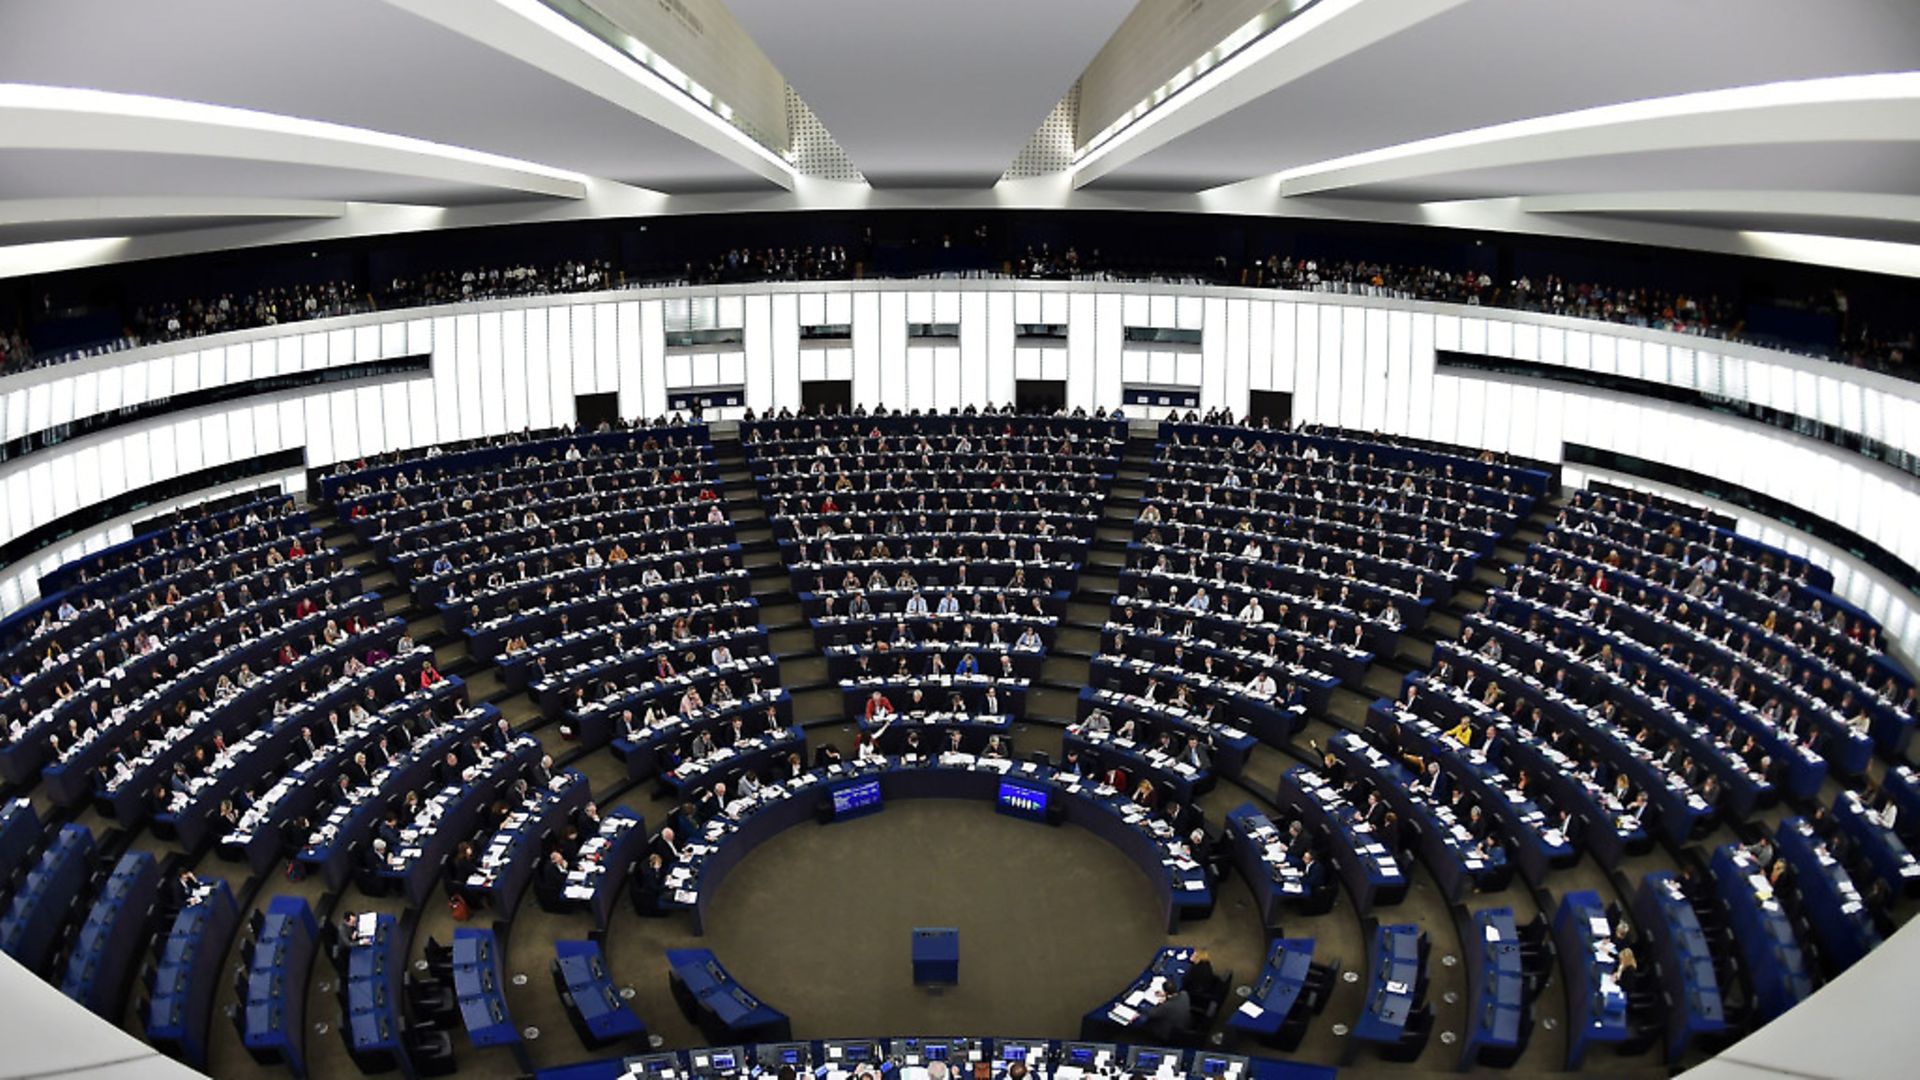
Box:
1001;82;1080;182
785;86;866;184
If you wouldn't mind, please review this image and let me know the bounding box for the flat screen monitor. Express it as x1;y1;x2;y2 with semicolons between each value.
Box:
996;781;1049;822
829;778;883;821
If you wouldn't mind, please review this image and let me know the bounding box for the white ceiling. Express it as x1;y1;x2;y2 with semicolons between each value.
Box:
1095;0;1920;191
0;0;1915;274
0;0;771;193
720;0;1135;187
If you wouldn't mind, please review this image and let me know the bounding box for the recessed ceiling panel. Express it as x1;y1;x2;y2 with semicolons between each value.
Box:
0;0;778;193
1098;0;1920;191
1338;142;1920;204
0;148;505;206
726;0;1134;187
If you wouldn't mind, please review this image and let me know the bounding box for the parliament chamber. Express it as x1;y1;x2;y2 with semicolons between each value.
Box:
5;3;1920;1078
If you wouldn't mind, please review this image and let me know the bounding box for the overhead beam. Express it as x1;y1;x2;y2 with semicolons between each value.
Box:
0;83;595;200
1519;190;1920;229
1070;0;1473;188
1275;73;1920;197
0;196;350;229
381;0;800;190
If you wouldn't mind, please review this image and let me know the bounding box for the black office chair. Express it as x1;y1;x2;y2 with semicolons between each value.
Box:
422;936;453;980
248;909;265;939
1382;1003;1434;1063
1302;958;1342;1012
1027;750;1051;767
408;976;458;1026
405;1027;458;1077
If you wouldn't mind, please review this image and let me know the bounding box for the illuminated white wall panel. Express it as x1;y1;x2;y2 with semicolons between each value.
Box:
2;281;1919;649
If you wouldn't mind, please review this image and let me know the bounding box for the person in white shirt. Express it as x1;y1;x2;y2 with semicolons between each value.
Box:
1238;597;1265;624
1246;671;1277;698
937;592;962;615
905;591;930;616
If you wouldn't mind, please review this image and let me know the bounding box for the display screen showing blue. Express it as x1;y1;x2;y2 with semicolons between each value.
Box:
829;778;883;820
996;780;1049;821
1003;1047;1027;1061
925;1046;948;1061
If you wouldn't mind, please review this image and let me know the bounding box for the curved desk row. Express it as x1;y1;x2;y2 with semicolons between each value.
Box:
667;948;792;1045
61;848;160;1018
0;823;94;974
660;756;1213;935
144;877;237;1070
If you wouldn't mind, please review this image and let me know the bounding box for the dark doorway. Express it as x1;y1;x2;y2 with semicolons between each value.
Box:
1248;390;1293;428
1015;379;1067;414
575;392;620;429
801;379;853;414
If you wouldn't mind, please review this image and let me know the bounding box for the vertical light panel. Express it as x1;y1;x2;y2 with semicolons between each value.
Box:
229;399;259;457
1384;311;1413;435
1315;305;1342;423
1247;299;1274;393
771;293;801;412
1223;299;1252;412
547;304;577;427
331;385;362;462
851;293;882;406
959;292;989;406
302;332;328;372
1361;309;1389;431
524;307;553;431
354;325;381;365
456;314;485;440
1199;297;1228;412
379;381;411;454
478;311;506;436
1292;304;1319;421
987;292;1017;405
408;374;440;448
70;445;100;511
1429;374;1460;444
328;328;355;370
429;315;460;444
616;300;645;420
876;292;907;407
502;309;530;433
594;303;619;393
561;304;591;394
639;300;667;418
933;348;962;412
1338;306;1366;428
743;295;774;413
1068;292;1099;410
1092;293;1124;407
354;384;388;454
47;453;77;519
1271;302;1297;393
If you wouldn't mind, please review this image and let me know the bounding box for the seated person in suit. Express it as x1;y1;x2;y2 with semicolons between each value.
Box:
1143;985;1194;1041
536;849;570;907
1184;948;1227;1011
631;852;667;914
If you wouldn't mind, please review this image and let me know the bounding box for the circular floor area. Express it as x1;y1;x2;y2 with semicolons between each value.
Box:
698;799;1173;1036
